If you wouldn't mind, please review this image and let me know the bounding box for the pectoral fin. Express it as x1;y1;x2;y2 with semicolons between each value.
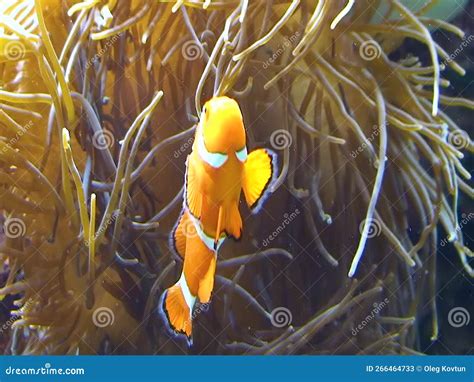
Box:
242;148;276;213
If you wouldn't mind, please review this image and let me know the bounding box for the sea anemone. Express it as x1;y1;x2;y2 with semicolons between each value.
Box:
0;0;472;354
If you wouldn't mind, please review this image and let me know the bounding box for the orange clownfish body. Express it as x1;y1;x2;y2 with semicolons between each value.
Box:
160;96;276;343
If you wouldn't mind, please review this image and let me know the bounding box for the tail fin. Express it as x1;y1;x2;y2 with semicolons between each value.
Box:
160;278;195;341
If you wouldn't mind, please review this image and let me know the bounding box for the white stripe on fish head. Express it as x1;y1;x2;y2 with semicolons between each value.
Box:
235;146;248;162
197;119;228;168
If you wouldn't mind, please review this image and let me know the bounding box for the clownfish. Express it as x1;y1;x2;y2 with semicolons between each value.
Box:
160;96;277;342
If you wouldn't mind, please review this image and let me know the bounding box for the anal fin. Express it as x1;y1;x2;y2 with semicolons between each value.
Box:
225;203;242;240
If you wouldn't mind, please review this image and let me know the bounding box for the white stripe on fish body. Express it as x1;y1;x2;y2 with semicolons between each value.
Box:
178;272;196;314
197;121;228;168
189;212;225;252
